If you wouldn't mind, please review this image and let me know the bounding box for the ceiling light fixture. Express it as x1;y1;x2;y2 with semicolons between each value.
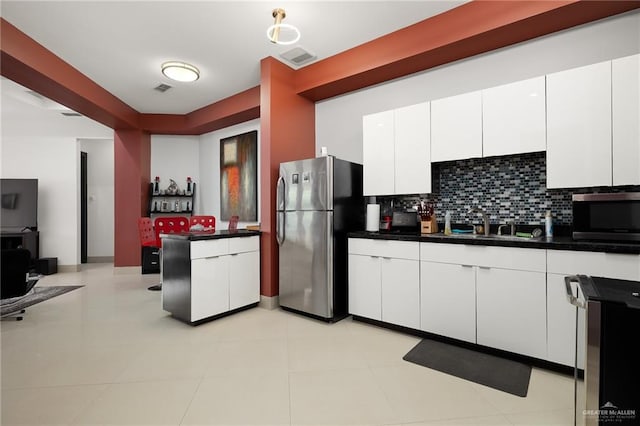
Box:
267;8;300;45
161;61;200;82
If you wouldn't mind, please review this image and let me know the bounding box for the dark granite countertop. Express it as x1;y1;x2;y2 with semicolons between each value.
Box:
348;231;640;254
161;229;260;241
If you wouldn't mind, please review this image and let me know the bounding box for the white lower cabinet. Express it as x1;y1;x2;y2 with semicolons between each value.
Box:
419;243;547;359
546;272;585;369
348;238;420;328
163;235;260;323
381;257;420;329
351;238;639;366
476;267;547;359
348;253;382;320
190;236;260;322
191;255;229;321
420;261;476;343
228;250;260;311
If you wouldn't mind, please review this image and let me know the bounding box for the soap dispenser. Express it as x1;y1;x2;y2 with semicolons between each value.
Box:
444;211;452;235
545;210;553;239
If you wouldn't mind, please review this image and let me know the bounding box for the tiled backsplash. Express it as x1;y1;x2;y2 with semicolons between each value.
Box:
379;152;640;226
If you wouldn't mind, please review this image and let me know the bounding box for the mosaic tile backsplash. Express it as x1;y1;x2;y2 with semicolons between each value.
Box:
379;152;640;226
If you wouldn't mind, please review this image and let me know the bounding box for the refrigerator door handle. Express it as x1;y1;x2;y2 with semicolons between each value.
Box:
277;211;285;246
276;174;286;246
276;175;285;212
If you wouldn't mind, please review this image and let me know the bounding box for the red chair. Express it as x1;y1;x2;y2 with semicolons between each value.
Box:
138;217;160;248
189;215;216;230
154;216;190;237
138;217;161;290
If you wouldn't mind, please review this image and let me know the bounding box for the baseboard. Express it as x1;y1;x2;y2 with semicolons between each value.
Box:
58;265;80;273
259;295;279;310
114;266;142;275
87;256;114;263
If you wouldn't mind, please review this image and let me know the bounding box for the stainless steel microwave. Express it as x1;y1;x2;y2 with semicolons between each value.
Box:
572;192;640;242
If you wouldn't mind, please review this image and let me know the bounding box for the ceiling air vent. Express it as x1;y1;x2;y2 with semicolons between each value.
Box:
154;83;172;93
61;112;83;117
280;46;316;67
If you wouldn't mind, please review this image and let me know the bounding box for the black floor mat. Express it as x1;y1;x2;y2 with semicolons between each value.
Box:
403;339;532;397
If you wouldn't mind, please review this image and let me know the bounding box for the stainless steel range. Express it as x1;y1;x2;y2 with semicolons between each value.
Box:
565;275;640;425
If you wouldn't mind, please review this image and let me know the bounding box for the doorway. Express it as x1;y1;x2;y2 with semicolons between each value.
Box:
81;151;87;263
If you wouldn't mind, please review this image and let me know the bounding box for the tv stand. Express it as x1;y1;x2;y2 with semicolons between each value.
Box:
0;231;39;265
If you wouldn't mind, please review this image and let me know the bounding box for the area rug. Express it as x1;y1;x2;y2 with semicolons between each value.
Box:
403;338;532;397
1;286;84;317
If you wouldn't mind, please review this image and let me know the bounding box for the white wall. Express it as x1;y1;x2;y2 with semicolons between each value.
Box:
316;11;640;163
198;119;260;228
1;79;112;267
79;138;114;259
150;135;200;207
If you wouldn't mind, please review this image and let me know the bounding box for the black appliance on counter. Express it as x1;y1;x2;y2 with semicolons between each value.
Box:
385;211;419;233
572;192;640;242
565;275;640;426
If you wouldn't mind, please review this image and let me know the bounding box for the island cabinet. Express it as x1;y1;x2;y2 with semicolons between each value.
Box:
161;232;260;324
348;238;420;329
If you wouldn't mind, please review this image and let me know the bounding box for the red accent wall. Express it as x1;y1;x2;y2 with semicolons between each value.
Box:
294;1;640;102
259;57;316;297
114;129;151;266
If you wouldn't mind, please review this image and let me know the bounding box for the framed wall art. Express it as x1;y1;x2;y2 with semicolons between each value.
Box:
220;130;258;221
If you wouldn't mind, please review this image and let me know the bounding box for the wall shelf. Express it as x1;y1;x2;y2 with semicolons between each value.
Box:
148;182;195;216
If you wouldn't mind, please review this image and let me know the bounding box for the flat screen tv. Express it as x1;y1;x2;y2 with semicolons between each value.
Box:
1;178;38;231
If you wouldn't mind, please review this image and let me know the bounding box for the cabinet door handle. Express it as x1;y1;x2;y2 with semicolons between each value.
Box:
370;255;379;259
382;257;391;260
461;264;473;268
478;266;491;270
230;253;239;257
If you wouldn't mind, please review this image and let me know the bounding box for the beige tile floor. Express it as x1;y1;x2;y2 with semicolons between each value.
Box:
1;263;574;425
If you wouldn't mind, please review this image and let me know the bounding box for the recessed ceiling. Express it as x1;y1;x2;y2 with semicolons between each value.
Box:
0;1;466;115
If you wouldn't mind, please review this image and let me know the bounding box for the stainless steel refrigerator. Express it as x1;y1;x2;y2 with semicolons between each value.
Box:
277;156;364;321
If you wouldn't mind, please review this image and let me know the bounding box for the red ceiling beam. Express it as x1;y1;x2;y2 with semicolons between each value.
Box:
0;18;140;129
138;86;260;135
294;0;640;102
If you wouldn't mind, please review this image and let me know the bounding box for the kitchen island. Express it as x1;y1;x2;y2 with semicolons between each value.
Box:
161;230;260;325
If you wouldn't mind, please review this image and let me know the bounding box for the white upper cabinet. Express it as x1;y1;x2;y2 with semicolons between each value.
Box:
482;76;546;157
394;103;431;195
546;61;612;188
363;110;395;195
362;103;430;196
431;91;482;162
612;54;640;186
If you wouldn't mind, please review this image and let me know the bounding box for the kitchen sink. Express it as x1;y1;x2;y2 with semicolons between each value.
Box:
430;232;543;242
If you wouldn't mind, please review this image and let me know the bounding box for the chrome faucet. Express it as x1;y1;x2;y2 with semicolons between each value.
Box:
468;207;490;236
498;219;516;236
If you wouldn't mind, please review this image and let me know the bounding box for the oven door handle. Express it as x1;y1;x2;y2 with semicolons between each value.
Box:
564;275;586;309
